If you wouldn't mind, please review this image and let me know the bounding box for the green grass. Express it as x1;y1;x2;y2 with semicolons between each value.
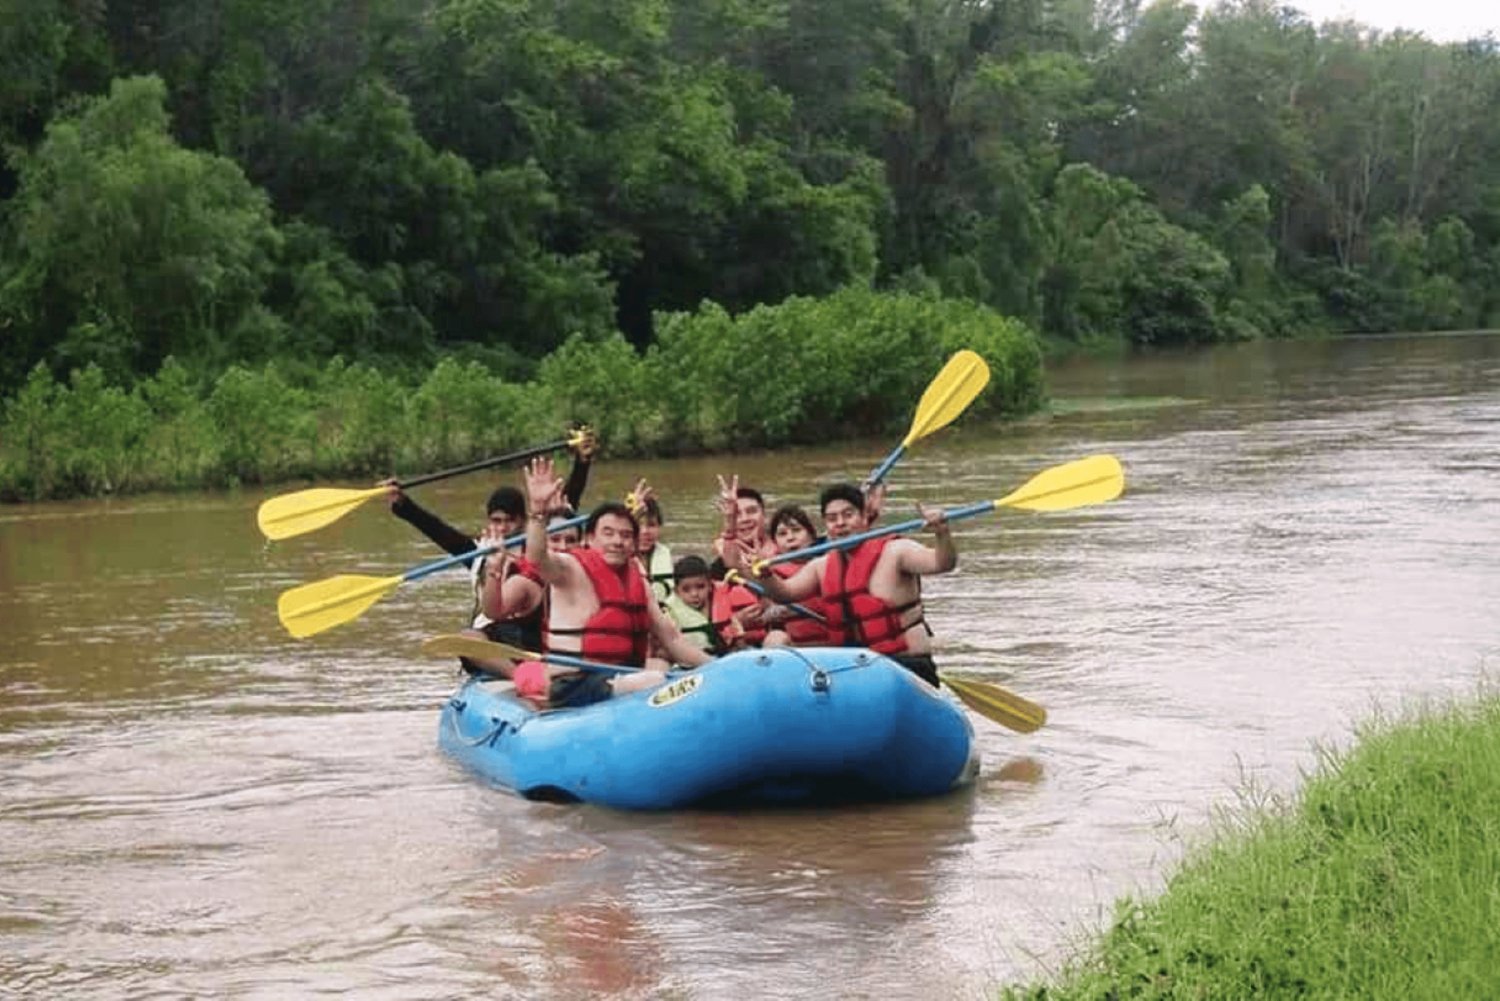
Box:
1005;694;1500;1000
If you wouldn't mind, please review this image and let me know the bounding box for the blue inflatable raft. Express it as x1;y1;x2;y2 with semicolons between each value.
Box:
438;647;977;810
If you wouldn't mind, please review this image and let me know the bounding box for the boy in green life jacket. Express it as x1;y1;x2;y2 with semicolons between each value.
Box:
663;555;718;656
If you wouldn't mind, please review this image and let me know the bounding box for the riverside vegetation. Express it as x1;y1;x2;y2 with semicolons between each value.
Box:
0;289;1041;500
1004;693;1500;999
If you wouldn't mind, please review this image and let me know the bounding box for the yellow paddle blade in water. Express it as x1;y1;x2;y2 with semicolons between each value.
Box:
906;349;991;445
942;675;1047;733
996;454;1124;512
257;486;388;541
277;573;403;638
422;634;534;662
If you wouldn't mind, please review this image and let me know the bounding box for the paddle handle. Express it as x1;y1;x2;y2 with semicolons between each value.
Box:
756;500;996;571
399;514;587;583
396;437;573;489
729;573;828;623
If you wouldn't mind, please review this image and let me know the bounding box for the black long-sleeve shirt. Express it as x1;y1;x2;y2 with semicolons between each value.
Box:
391;457;592;564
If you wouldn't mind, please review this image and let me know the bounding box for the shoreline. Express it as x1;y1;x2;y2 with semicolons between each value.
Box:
1001;687;1500;999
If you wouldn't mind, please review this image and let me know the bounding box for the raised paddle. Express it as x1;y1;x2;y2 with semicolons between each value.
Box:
421;635;634;675
256;429;589;541
277;515;587;639
865;349;991;486
752;453;1125;575
423;635;1045;733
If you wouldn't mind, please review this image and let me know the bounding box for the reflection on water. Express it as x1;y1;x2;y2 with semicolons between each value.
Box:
2;333;1499;997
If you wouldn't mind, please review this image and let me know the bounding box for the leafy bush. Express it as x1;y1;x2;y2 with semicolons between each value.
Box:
0;288;1047;500
644;286;1043;450
204;364;314;484
406;357;546;468
0;363;153;498
537;334;651;452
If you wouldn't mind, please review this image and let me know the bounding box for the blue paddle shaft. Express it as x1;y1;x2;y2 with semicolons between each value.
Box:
400;514;588;583
759;499;995;569
865;443;907;487
735;577;828;623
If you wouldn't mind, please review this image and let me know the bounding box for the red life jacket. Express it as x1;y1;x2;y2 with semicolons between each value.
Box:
710;580;768;648
509;555;544;587
820;537;924;655
493;555;546;651
547;548;651;667
770;561;836;645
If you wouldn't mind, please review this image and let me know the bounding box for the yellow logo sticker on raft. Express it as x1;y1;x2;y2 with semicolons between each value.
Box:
648;674;702;708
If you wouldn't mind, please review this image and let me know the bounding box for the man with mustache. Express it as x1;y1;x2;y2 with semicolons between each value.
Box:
510;457;711;708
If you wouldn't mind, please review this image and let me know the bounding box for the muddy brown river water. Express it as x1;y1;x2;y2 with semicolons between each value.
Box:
2;332;1497;998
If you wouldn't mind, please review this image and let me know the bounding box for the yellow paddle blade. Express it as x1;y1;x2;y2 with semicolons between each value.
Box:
422;634;534;662
277;573;403;638
905;349;991;445
257;486;388;541
942;675;1047;733
996;454;1124;512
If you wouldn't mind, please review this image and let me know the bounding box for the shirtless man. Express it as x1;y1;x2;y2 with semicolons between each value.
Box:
512;457;712;707
726;483;956;687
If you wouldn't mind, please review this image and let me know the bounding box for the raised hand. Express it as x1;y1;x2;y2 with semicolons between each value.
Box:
720;537;755;575
715;474;739;526
917;501;949;534
478;519;515;550
569;424;598;460
626;477;656;514
524;456;564;515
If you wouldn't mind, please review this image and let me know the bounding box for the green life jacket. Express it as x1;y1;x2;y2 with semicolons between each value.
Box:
664;592;718;654
643;542;675;606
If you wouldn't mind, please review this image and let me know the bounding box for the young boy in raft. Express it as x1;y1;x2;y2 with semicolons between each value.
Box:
663;555;719;655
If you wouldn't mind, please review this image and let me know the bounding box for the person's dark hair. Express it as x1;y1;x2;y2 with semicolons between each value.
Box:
486;486;525;518
673;554;710;582
819;483;865;516
586;501;639;536
769;504;816;539
639;497;663;523
735;486;765;508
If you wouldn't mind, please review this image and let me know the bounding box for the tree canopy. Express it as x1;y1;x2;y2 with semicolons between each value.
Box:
3;0;1499;395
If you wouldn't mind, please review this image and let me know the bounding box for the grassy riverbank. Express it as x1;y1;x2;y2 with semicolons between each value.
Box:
1005;692;1500;1000
0;288;1042;502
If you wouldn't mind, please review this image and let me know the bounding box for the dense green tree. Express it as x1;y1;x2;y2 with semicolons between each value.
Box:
1041;162;1233;344
3;0;1500;407
0;0;70;152
271;77;614;356
0;75;281;386
412;0;883;343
